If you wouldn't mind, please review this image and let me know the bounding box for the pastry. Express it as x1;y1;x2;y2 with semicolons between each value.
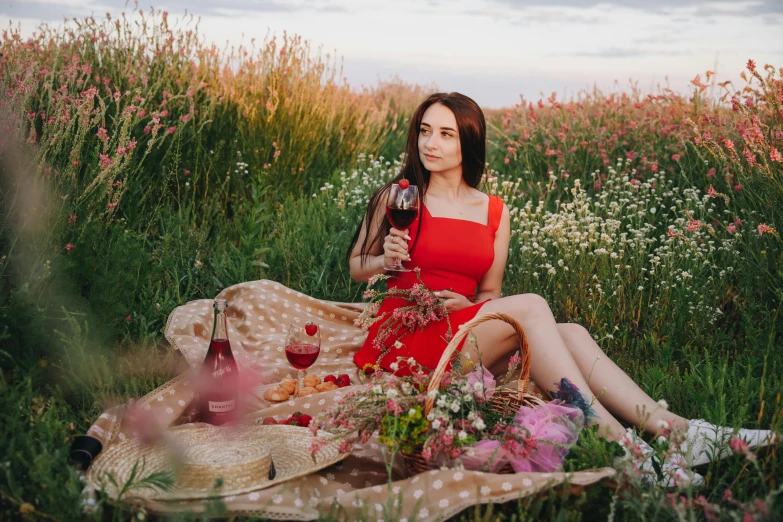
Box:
303;374;321;388
297;386;316;397
279;378;297;394
315;381;339;392
263;387;290;402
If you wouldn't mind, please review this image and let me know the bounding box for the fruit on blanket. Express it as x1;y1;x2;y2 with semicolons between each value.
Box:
262;417;277;425
295;414;313;427
336;374;351;387
323;374;337;384
277;412;312;427
398;178;410;189
305;322;318;336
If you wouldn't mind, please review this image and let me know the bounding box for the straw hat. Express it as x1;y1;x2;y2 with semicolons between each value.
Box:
86;423;348;501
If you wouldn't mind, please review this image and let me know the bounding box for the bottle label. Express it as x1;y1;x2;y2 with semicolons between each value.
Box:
208;399;236;413
212;366;233;379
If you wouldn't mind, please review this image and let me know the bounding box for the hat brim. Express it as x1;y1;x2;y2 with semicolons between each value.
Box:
86;423;348;501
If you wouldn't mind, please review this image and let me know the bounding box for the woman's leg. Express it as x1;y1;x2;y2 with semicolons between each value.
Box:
461;294;627;441
555;323;689;435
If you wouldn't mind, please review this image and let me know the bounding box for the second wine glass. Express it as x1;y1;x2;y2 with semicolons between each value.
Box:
385;182;420;272
285;318;321;396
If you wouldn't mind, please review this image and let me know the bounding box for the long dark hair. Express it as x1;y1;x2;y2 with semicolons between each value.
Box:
347;92;486;266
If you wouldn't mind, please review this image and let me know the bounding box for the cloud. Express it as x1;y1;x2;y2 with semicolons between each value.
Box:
568;47;693;58
462;7;606;25
486;0;783;17
0;1;92;21
0;0;347;20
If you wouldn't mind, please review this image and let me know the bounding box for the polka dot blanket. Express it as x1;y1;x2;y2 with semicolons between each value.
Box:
82;279;616;520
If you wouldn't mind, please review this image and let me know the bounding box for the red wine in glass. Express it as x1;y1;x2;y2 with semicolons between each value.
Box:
386;206;419;230
385;182;420;272
285;318;321;395
285;343;320;370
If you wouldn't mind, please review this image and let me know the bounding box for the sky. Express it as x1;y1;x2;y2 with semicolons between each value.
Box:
2;0;782;109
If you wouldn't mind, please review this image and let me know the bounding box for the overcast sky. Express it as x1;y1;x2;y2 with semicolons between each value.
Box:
3;0;782;108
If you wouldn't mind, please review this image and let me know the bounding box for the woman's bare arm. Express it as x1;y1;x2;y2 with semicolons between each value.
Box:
474;203;510;302
348;205;387;283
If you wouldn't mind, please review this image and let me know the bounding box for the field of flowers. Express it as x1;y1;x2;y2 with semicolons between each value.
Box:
1;5;782;521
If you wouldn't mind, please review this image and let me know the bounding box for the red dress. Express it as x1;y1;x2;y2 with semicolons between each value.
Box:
353;194;504;375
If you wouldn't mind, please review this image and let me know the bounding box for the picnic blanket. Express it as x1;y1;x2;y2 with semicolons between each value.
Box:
81;279;616;520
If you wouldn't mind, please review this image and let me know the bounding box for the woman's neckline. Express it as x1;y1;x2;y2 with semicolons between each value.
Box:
421;195;490;227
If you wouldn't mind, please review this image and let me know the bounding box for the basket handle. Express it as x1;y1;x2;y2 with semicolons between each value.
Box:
422;312;531;417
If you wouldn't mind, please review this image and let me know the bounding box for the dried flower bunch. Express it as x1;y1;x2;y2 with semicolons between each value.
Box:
353;267;453;373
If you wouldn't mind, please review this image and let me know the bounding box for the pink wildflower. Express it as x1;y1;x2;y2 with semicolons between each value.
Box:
99;154;112;168
96;127;108;141
707;185;718;198
770;147;782;162
64;243;74;253
160;110;169;117
166;126;176;134
743;147;757;166
757;223;771;236
724;139;735;151
671;153;681;161
707;167;716;178
734;184;743;191
687;219;701;232
181;114;190;122
726;224;736;234
747;59;756;72
143;125;151;134
127;138;137;150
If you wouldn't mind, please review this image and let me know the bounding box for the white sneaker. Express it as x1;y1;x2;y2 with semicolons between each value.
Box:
618;428;704;489
658;419;779;467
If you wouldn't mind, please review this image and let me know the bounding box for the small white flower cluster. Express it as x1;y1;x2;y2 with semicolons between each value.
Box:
315;153;400;209
234;160;249;175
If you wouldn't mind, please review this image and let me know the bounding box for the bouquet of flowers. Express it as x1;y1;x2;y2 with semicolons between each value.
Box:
310;353;585;474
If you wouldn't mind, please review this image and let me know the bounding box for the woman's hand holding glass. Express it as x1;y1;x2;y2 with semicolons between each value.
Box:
382;228;411;270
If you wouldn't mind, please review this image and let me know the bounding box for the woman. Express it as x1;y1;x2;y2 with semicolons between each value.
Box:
348;92;776;487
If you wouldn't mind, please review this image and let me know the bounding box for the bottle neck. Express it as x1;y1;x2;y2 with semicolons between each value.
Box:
212;307;228;341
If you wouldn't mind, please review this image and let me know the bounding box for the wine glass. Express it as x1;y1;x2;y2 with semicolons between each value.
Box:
384;182;420;272
285;318;321;396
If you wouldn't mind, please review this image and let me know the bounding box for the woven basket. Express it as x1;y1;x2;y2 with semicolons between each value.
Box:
402;312;547;476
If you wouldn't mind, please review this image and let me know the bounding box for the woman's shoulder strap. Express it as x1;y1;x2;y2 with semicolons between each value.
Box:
488;195;504;233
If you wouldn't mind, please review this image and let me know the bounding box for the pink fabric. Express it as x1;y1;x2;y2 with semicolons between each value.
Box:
460;401;584;473
466;365;496;398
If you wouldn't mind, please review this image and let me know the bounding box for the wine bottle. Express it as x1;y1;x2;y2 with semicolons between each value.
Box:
199;299;239;425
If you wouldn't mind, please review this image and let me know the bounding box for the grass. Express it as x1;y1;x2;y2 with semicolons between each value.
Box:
1;6;782;521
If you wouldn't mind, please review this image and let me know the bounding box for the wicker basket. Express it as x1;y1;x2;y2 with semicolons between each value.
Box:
401;312;547;476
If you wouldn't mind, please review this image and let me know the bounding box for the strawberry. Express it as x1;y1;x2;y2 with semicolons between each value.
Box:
295;414;313;427
305;322;318;336
262;417;277;425
335;374;351;387
323;374;338;384
398;178;410;189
